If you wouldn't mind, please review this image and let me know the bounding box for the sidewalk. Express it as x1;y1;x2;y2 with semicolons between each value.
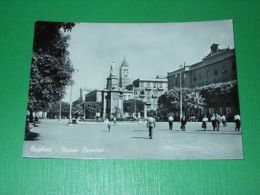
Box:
23;119;243;160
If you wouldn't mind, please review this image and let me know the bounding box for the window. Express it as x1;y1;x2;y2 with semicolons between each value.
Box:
153;90;158;95
140;90;145;96
175;79;178;85
214;69;218;75
206;70;209;77
222;65;227;73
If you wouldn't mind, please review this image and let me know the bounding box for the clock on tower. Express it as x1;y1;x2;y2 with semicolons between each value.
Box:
123;69;128;77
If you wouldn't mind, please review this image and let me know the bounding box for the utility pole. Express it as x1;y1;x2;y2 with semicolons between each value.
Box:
179;63;184;122
59;100;62;121
69;83;73;124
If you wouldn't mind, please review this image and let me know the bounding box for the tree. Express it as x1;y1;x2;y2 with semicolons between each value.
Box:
199;80;239;114
28;21;75;113
47;101;70;119
123;99;144;116
84;102;102;119
157;88;205;120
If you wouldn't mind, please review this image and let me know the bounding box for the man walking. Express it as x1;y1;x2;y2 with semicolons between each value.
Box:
180;116;187;131
221;114;227;127
147;115;156;139
168;114;174;130
234;114;241;131
104;118;111;132
211;114;217;131
216;113;221;131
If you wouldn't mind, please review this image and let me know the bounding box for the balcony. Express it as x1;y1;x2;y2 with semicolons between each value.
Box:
157;87;165;91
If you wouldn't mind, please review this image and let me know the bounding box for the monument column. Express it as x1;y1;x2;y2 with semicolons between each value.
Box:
144;104;147;118
102;91;107;119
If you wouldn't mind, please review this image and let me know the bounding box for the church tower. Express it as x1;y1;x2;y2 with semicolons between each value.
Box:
106;61;119;90
119;56;130;89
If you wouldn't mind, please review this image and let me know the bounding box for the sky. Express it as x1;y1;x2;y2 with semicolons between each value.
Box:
62;20;235;102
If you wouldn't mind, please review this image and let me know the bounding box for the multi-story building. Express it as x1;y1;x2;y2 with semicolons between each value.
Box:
167;44;238;118
167;44;236;89
85;90;102;102
128;77;168;116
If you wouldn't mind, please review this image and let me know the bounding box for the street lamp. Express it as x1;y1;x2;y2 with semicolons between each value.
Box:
68;83;73;124
68;69;77;125
179;64;183;122
83;102;86;119
59;100;62;121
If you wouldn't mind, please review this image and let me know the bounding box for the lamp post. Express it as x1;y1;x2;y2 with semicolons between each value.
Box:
59;100;62;121
68;83;73;124
83;102;86;119
67;69;77;125
179;64;183;122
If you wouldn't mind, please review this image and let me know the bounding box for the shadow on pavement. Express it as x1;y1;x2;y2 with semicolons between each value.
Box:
133;129;147;132
180;130;241;135
132;136;150;139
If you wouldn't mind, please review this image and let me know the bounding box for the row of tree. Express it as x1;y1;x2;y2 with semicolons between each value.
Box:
157;80;239;121
28;21;75;119
46;80;239;121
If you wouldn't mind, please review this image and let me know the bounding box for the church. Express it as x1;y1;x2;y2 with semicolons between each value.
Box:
101;57;133;119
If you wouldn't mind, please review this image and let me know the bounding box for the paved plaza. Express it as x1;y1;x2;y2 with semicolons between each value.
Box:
23;119;243;160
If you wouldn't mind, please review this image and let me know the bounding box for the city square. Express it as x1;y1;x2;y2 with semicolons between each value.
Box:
23;120;243;159
24;20;243;160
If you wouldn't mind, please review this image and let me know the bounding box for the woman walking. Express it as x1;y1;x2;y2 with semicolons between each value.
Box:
202;115;208;131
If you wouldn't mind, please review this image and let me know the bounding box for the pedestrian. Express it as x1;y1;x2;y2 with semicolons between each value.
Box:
216;113;221;131
234;114;241;131
146;114;156;139
211;114;217;131
168;114;174;130
113;116;117;125
180;116;187;131
202;115;208;130
221;114;227;127
104;118;111;132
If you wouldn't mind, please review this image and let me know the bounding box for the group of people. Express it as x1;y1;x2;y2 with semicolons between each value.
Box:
168;113;240;132
168;115;187;131
103;113;241;139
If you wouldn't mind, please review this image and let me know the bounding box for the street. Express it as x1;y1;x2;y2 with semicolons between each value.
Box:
23;119;243;160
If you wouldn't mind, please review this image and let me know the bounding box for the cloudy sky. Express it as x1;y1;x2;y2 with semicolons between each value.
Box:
63;20;235;102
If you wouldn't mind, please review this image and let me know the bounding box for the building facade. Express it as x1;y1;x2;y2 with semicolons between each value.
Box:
167;44;238;118
85;90;102;102
130;77;168;116
167;44;236;89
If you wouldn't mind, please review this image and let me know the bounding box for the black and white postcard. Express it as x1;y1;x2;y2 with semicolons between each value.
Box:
23;20;243;159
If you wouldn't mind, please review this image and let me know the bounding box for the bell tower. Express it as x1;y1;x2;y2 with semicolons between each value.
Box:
119;56;130;89
106;61;119;90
